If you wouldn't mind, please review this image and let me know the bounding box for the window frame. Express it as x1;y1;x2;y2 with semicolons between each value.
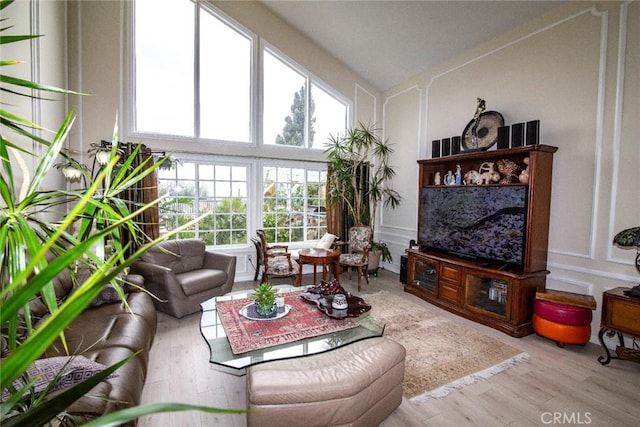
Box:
156;154;254;249
259;159;329;246
126;1;353;248
261;41;351;151
129;0;258;145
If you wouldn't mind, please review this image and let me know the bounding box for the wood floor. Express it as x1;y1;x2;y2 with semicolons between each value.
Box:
138;270;640;427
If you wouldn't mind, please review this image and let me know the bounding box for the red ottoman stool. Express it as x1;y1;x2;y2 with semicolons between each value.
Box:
533;290;596;348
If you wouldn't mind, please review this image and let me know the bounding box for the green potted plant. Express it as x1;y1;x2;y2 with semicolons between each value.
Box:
252;282;278;317
325;123;402;271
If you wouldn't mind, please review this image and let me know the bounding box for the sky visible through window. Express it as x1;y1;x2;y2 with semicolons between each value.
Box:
135;0;346;147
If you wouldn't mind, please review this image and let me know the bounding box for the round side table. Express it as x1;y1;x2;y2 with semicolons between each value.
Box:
297;248;340;285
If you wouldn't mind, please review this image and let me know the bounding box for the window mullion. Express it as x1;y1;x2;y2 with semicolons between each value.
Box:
305;78;311;148
194;0;201;138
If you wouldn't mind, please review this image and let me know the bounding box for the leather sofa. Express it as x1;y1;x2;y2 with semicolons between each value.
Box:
25;268;156;425
131;238;237;318
247;337;406;426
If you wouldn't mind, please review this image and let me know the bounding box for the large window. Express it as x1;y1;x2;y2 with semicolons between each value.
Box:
133;1;348;246
263;48;348;149
158;160;249;245
262;165;327;243
134;0;252;141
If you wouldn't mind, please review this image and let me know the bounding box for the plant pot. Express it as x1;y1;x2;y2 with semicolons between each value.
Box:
368;250;382;276
255;303;277;318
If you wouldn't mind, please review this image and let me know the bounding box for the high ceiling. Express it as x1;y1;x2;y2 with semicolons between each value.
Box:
260;1;565;91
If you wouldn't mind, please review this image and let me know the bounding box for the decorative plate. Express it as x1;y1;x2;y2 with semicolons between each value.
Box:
239;303;291;321
314;294;372;319
462;111;504;151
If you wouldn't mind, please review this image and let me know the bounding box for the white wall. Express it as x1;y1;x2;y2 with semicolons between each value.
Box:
381;1;640;342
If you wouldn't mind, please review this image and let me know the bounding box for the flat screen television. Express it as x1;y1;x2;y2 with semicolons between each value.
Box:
419;185;528;267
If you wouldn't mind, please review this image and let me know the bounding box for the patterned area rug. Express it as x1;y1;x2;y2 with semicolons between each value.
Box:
216;291;356;354
364;292;529;402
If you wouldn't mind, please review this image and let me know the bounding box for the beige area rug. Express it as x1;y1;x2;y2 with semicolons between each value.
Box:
363;291;529;402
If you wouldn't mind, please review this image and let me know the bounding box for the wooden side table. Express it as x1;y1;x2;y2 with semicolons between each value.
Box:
598;287;640;365
297;248;340;286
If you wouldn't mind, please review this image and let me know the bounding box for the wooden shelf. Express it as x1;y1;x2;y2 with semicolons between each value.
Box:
406;144;557;337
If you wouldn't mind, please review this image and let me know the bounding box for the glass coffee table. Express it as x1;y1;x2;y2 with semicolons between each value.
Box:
199;285;384;375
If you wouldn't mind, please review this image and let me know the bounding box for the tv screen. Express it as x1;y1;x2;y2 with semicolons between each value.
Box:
419;185;528;266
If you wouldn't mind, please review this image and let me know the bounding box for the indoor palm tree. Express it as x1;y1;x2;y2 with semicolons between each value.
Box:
325;123;402;264
1;1;243;424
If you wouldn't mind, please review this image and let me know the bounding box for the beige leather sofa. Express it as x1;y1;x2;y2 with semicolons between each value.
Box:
247;337;406;426
24;270;156;425
131;238;236;318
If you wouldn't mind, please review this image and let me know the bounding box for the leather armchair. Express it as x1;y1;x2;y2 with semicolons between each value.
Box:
131;239;236;318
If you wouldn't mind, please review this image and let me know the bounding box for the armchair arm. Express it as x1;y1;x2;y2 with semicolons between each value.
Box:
130;260;186;302
203;251;237;294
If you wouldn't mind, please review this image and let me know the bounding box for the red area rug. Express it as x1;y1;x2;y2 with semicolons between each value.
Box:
216;291;357;354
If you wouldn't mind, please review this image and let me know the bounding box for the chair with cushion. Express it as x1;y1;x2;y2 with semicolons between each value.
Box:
257;229;299;285
131;238;236;318
337;226;372;292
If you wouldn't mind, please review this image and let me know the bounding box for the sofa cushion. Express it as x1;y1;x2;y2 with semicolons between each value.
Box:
44;292;157;362
176;269;228;296
140;239;206;274
315;233;338;250
0;356;115;402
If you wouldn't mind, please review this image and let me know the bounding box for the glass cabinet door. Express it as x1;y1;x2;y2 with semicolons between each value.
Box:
464;273;509;318
412;258;438;293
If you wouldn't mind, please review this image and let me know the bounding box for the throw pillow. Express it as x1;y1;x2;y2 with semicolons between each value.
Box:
0;355;117;402
316;233;338;250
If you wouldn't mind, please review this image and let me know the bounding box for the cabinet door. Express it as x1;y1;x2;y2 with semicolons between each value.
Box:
409;256;438;294
463;272;511;320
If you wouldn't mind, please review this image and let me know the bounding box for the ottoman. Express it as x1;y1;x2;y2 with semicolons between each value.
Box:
533;297;594;347
246;337;406;427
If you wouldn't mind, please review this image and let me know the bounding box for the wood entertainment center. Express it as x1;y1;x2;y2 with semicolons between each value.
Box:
405;144;558;337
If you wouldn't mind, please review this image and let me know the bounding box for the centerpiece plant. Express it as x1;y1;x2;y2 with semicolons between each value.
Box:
0;1;244;424
325;123;402;266
252;282;277;317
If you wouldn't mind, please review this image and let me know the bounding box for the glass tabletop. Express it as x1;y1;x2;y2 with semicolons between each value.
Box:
199;285;385;375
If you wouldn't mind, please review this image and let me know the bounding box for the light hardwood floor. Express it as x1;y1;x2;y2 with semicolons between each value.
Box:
138;270;640;427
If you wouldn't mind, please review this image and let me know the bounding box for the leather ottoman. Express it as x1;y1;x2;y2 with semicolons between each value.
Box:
246;337;406;427
533;298;593;347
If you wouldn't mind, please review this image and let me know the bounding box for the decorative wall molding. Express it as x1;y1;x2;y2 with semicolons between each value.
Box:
354;83;377;126
546;275;593;297
548;261;638;285
606;1;634;267
421;6;609;262
380;85;422;232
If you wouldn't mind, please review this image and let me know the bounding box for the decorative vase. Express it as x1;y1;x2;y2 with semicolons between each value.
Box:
255;303;277;318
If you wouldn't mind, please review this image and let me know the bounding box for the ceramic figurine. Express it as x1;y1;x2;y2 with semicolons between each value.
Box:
497;158;522;184
478;162;501;184
444;170;456;185
434;171;441;185
464;170;480;185
455;164;462;185
519;157;530;183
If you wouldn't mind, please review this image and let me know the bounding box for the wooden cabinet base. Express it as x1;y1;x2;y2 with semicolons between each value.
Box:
405;250;547;338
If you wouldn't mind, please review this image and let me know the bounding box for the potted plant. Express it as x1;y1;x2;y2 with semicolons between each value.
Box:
325;123;402;271
0;1;244;423
252;282;278;317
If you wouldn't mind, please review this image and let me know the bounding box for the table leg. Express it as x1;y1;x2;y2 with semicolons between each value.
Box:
297;259;303;287
333;260;340;282
313;264;318;285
